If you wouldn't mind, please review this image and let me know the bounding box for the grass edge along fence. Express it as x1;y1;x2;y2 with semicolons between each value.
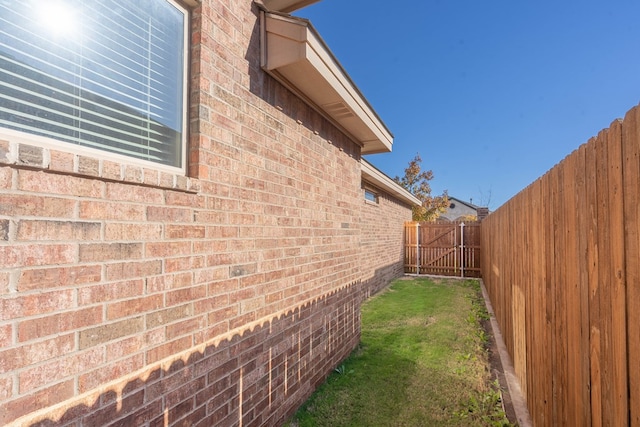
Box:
481;103;640;426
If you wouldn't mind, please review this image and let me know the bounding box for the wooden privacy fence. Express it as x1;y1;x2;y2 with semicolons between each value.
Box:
404;221;481;277
481;104;640;426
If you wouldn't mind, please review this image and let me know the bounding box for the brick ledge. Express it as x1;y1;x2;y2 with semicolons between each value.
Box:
0;140;200;193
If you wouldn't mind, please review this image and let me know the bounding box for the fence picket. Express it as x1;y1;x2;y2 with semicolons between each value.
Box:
606;119;628;426
512;190;526;392
545;166;558;426
586;134;603;427
596;127;614;427
531;178;547;422
577;143;592;426
623;106;640;427
573;144;592;426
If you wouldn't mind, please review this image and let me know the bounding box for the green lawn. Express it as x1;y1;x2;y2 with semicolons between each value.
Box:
286;277;514;427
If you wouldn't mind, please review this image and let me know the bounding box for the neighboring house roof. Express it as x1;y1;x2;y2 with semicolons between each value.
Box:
361;160;421;206
447;196;482;212
441;196;489;221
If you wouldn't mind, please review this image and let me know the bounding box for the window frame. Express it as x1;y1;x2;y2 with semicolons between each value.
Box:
0;0;190;175
364;188;379;204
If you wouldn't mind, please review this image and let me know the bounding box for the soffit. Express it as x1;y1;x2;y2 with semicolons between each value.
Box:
261;12;393;154
261;0;321;13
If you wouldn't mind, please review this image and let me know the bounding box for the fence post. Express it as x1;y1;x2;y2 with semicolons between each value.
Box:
416;222;420;274
460;222;465;277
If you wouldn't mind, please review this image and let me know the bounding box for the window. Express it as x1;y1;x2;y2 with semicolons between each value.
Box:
364;189;378;204
0;0;188;169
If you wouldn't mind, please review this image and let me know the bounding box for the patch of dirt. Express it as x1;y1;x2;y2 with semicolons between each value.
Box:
383;316;436;329
482;317;518;425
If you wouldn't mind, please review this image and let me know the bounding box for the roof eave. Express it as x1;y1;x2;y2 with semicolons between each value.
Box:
260;12;393;154
361;160;421;206
260;0;321;13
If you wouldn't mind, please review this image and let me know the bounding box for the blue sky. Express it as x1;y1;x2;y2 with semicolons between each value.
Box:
295;0;640;209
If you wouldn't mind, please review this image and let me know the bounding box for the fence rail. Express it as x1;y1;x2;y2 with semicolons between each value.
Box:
481;104;640;426
404;221;481;277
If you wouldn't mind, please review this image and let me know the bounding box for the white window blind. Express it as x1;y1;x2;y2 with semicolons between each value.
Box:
0;0;187;168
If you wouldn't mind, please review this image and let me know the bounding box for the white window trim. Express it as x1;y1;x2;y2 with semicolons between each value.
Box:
0;126;185;176
364;187;379;205
0;0;190;175
176;0;190;174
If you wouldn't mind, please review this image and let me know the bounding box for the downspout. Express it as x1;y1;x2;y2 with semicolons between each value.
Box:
259;9;267;69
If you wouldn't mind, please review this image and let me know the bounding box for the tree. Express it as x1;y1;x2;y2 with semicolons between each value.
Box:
476;186;493;209
394;153;448;221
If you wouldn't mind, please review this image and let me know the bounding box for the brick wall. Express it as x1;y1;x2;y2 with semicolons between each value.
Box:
0;1;411;425
360;187;414;298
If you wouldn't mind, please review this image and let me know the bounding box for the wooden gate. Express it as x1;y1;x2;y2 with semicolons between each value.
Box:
404;221;481;277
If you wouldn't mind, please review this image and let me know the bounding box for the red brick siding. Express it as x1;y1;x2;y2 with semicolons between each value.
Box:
0;1;411;425
1;286;359;426
360;187;414;298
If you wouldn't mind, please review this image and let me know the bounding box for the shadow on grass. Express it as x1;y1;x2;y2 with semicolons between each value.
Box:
292;346;418;427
